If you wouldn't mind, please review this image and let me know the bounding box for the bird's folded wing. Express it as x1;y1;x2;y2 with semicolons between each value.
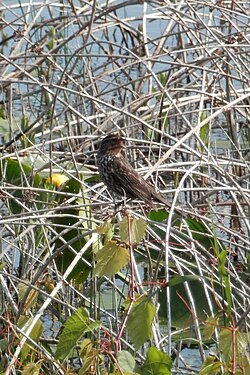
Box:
111;158;153;204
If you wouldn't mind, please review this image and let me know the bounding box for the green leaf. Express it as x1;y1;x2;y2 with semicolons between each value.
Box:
55;307;101;361
141;347;172;375
148;209;168;222
126;296;156;350
0;339;7;352
218;329;250;364
17;283;38;311
218;250;232;322
198;119;210;152
19;318;43;361
186;218;212;250
119;217;147;244
52;177;93;283
198;356;223;375
97;221;114;244
22;363;41;375
79;338;95;374
0;158;42;214
118;350;136;372
94;240;129;277
168;274;201;286
203;316;219;340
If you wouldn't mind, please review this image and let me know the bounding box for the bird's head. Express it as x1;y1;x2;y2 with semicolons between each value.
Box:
98;132;126;155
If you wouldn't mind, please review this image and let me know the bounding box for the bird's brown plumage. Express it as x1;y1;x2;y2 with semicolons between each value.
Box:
97;133;169;206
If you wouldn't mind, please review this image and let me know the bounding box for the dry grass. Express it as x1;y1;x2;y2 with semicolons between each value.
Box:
0;1;249;374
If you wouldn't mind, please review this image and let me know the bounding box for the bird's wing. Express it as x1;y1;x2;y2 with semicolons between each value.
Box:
111;157;153;204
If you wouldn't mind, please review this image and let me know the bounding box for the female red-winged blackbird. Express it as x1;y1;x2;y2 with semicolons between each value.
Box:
96;133;169;206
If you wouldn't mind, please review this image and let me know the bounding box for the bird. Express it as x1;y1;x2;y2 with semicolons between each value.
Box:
96;132;170;206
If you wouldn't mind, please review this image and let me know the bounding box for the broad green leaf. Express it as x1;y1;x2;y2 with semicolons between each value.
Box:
118;350;136;372
55;307;101;361
22;363;41;375
198;356;223;375
203;316;219;340
141;347;172;375
186;218;212;250
148;209;168;222
219;329;250;363
0;158;42;214
94;240;129;277
119;217;147;244
168;274;201;287
126;296;156;350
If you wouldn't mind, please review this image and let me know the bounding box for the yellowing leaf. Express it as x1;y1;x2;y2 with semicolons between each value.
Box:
94;241;129;277
97;222;114;244
17;283;38;311
119;217;147;244
18;317;43;360
203;316;219;340
199;356;223;375
126;296;156;350
97;222;113;235
218;328;250;364
22;363;41;375
80;338;92;358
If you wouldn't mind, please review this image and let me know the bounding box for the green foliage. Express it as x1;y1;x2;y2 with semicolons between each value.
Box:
119;216;147;244
199;356;223;375
203;316;219;340
17;282;38;311
55;307;101;361
22;363;41;375
117;351;137;373
218;329;250;368
140;347;172;375
0;104;7;119
79;338;96;374
94;240;129;277
17;317;43;362
97;221;114;244
51;177;94;283
198;115;210;153
46;27;55;50
185;217;214;249
0;158;41;213
159;278;219;329
148;209;169;222
126;296;156;350
168;274;202;286
199;329;250;374
218;250;232;323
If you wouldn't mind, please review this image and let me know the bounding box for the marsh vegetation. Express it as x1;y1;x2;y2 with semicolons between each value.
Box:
0;1;249;374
